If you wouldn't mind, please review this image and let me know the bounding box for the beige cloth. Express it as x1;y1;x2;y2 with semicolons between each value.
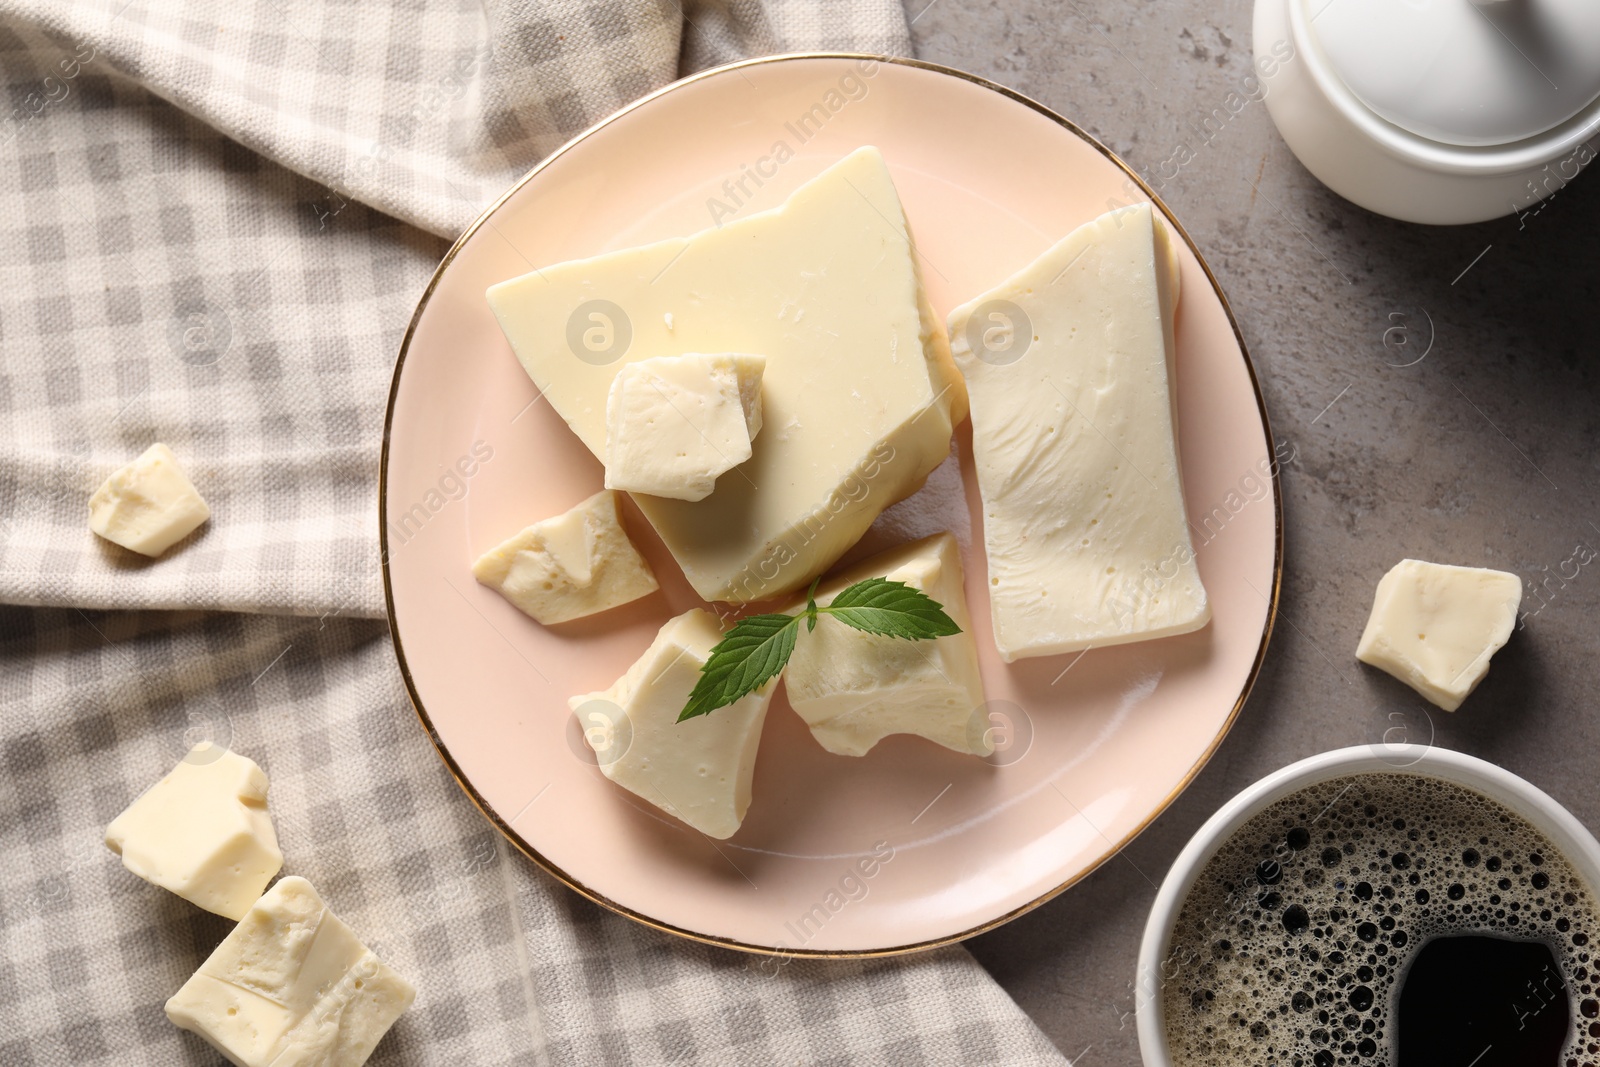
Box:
0;2;1070;1063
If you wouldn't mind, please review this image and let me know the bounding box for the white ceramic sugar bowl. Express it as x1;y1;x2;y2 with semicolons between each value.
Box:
1254;0;1600;224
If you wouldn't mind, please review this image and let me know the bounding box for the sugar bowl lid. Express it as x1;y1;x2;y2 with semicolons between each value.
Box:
1306;0;1600;147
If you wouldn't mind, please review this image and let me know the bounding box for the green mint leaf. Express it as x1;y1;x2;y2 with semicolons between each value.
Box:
678;613;798;722
676;577;959;724
819;577;962;640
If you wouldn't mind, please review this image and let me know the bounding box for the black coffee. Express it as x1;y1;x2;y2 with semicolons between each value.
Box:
1160;772;1600;1066
1397;934;1567;1065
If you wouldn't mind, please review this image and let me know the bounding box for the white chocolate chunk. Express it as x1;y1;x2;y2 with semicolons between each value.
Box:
570;609;773;839
104;743;283;921
604;353;766;501
88;442;210;557
472;489;658;625
784;533;989;757
1356;559;1522;712
487;146;965;602
166;876;415;1067
947;203;1208;661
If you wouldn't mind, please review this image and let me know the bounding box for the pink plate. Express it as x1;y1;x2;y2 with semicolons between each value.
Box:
381;55;1282;956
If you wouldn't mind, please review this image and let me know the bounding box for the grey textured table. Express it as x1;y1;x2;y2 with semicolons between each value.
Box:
907;1;1600;1061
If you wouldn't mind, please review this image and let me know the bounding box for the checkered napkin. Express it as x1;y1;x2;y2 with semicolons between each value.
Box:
2;610;1069;1065
0;0;915;618
0;1;1071;1064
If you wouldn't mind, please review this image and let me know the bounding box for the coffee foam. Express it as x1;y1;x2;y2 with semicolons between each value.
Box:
1160;772;1600;1065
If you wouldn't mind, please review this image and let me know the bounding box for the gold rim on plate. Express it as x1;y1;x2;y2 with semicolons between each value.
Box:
378;51;1284;959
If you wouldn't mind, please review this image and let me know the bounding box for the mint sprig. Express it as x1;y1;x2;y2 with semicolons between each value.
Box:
678;577;961;722
676;613;797;722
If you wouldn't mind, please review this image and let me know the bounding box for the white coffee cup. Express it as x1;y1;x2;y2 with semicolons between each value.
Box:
1135;744;1600;1065
1254;0;1600;224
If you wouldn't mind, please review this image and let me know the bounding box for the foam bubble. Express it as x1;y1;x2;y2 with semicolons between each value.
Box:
1160;773;1600;1065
